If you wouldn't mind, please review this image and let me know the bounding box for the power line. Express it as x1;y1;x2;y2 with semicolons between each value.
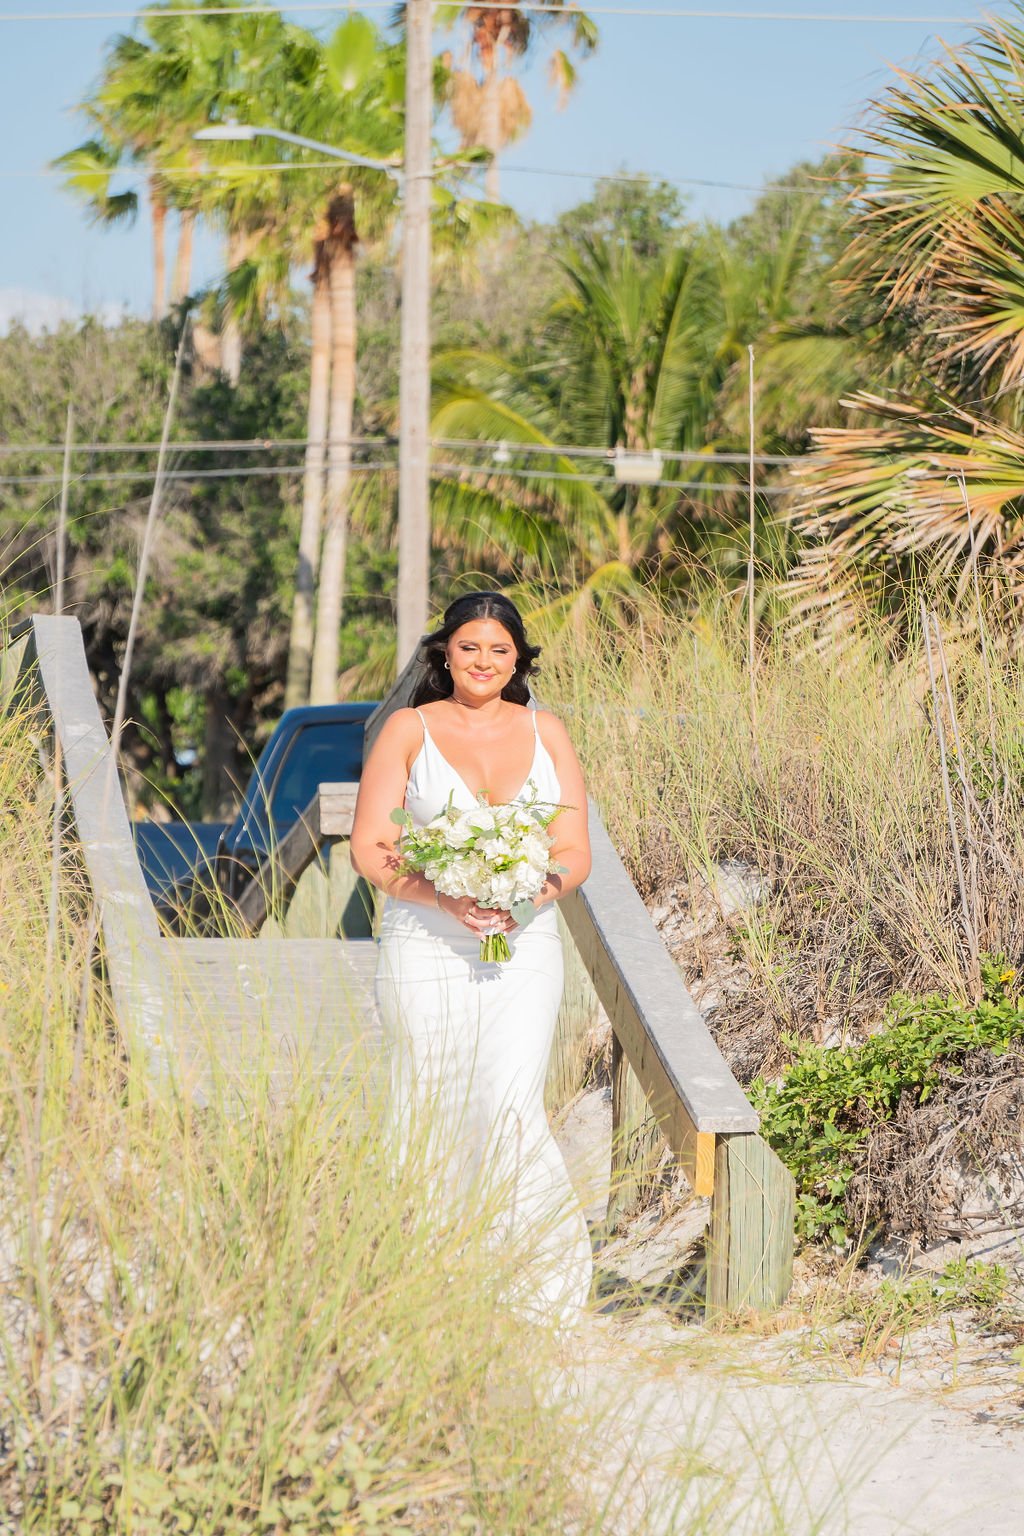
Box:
0;433;798;465
2;160;855;209
0;457;791;494
431;460;792;494
2;158;833;198
0;4;977;24
0;461;393;486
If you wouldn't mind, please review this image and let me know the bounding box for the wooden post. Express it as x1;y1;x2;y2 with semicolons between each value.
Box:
607;1033;663;1227
396;0;434;670
706;1132;796;1317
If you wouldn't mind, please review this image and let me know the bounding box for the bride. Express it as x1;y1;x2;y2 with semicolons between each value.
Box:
350;590;593;1318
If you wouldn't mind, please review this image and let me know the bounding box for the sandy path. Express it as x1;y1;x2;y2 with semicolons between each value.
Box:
565;1317;1024;1535
555;1092;1024;1534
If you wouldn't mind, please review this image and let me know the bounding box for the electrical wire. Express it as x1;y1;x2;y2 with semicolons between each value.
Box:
0;460;394;486
0;433;799;465
0;5;978;25
430;459;792;494
0;158;837;198
0;456;792;493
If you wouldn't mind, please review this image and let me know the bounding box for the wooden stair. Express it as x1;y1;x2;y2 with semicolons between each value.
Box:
7;612;797;1317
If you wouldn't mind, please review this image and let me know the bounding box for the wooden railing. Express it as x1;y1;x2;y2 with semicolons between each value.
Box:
6;617;796;1315
6;616;379;1097
234;782;359;932
361;656;797;1314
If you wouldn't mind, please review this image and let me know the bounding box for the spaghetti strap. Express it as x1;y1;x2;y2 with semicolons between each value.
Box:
414;707;431;744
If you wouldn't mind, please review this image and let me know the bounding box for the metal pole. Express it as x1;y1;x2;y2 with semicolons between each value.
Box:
396;0;433;670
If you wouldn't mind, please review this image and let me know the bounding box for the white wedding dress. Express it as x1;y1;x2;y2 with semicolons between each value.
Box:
375;706;593;1321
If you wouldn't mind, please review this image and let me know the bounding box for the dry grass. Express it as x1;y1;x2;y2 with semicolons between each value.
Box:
543;588;1024;1083
0;702;617;1535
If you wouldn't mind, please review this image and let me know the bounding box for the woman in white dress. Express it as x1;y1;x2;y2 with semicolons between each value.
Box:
350;591;593;1319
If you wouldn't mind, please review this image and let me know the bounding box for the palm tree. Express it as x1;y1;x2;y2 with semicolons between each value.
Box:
786;7;1024;626
279;14;405;707
54;74;170;320
439;2;597;201
51;133;142;281
430;234;741;616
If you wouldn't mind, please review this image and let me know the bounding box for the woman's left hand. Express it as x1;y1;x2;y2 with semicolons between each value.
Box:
467;904;517;936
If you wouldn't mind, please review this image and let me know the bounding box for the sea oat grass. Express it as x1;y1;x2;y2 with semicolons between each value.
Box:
543;587;1024;1080
0;703;612;1535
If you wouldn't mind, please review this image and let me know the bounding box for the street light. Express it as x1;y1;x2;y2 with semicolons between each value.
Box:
193;58;435;675
194;121;402;178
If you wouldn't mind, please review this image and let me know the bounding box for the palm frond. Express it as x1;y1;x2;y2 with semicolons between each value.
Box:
787;391;1024;625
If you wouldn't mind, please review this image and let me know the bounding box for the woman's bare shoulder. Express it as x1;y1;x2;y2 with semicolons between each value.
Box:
532;708;574;749
370;707;423;748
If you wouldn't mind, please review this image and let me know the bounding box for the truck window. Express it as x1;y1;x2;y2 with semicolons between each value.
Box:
270;722;364;824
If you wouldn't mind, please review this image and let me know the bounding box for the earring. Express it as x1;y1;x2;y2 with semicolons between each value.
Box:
443;660;450;671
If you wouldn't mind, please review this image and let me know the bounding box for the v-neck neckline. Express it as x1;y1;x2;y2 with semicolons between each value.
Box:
418;712;540;805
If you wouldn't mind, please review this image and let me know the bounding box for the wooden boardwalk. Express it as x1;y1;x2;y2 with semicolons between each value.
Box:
7;612;796;1316
8;615;382;1099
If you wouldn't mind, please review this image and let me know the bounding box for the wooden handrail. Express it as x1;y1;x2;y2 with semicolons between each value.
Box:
12;616;169;1065
235;782;359;932
8;617;794;1314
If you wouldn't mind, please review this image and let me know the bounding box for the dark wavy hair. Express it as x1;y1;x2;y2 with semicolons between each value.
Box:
411;591;540;707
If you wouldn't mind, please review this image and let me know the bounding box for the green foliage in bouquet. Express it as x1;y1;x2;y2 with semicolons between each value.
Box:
390;788;566;963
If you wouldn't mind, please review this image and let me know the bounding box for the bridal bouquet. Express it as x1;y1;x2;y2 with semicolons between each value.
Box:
390;786;566;962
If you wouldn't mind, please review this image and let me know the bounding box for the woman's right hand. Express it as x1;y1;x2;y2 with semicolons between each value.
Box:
437;893;515;935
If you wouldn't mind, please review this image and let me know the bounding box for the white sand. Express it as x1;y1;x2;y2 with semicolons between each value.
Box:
555;1090;1024;1535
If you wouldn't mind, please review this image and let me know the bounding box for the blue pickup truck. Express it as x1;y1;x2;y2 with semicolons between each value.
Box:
134;701;376;921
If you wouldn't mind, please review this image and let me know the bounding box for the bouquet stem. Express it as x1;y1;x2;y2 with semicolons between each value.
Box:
480;932;512;964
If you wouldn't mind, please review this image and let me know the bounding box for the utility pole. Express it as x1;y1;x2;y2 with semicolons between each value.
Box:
396;0;433;670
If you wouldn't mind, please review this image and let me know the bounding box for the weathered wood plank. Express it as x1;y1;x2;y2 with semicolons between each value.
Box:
318;782;359;837
706;1132;796;1316
0;630;32;715
157;935;382;1092
235;807;321;932
27;616;171;1066
237;783;365;934
608;1033;662;1224
563;803;757;1136
260;841;374;942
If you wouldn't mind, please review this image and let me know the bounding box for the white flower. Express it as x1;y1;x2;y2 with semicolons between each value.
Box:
443;813;476;848
487;869;519;904
522;833;550;871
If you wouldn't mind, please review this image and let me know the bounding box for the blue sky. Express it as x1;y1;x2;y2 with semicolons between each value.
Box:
0;2;996;329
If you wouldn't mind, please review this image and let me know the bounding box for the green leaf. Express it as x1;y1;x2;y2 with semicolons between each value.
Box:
326;13;379;94
389;807;412;826
510;898;538;928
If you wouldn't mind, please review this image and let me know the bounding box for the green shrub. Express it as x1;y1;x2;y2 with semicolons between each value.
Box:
752;958;1024;1244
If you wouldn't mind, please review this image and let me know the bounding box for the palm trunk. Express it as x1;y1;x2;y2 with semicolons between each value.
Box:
480;34;506;202
201;679;235;819
150;178;168;322
311;191;358;705
284;260;332;710
171;205;196;305
221;230;246;386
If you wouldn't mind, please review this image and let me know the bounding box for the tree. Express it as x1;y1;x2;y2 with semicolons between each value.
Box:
439;2;597;201
429;233;734;616
553;174;689;260
275;13;406;706
785;7;1024;625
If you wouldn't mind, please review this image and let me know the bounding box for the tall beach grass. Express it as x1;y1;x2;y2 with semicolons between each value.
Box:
543;587;1024;1079
0;699;614;1534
